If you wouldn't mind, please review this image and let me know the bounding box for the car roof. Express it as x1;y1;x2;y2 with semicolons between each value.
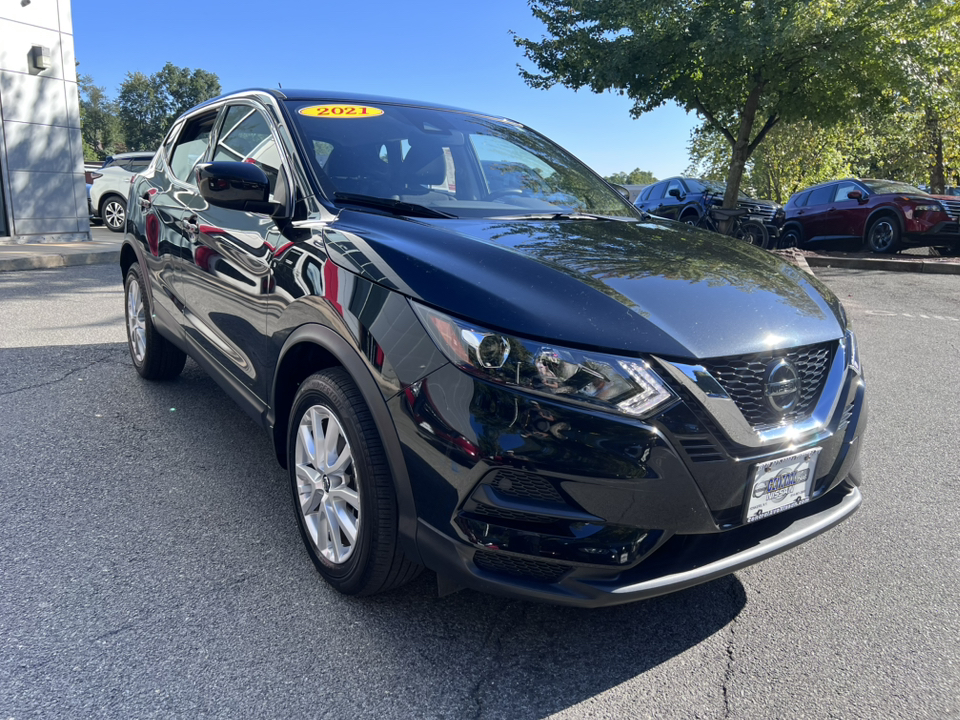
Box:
187;88;500;121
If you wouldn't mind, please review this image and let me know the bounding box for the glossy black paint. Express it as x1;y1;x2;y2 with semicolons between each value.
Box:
122;88;866;607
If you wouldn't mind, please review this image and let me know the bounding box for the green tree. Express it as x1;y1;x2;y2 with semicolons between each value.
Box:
605;169;657;185
78;74;121;160
515;0;958;209
117;64;221;151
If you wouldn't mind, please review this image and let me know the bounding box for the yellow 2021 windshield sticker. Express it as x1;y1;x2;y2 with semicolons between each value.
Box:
298;105;384;118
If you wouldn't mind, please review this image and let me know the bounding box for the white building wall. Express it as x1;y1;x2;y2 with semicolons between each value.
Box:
0;0;88;243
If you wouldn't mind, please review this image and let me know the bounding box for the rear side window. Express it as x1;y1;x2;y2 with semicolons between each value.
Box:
169;113;218;185
638;185;653;202
807;185;834;206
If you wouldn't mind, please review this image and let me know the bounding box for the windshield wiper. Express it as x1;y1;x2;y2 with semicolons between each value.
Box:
492;212;632;222
333;192;455;219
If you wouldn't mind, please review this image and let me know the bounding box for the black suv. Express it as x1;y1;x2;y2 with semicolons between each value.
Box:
122;89;865;607
635;176;784;237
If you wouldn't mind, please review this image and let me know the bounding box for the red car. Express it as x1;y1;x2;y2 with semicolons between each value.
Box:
781;178;960;253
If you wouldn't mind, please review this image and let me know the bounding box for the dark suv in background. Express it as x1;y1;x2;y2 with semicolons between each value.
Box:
781;178;960;253
634;176;784;239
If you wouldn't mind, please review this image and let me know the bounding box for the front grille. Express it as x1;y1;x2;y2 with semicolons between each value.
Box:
489;469;564;504
473;550;570;583
702;342;835;429
939;198;960;219
737;200;777;222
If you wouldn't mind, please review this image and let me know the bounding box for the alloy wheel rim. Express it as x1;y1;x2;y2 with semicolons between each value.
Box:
871;221;893;250
104;201;124;229
295;405;361;565
126;280;146;363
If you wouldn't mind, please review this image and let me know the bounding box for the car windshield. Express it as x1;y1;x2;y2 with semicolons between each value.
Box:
687;178;750;200
284;100;640;220
860;179;928;196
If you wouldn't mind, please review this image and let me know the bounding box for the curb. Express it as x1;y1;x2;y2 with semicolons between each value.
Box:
804;254;960;275
0;249;121;273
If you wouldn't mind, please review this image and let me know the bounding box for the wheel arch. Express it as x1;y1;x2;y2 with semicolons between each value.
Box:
269;324;421;563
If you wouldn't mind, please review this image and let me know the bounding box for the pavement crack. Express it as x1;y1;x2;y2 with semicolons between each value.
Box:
0;355;113;397
721;583;740;719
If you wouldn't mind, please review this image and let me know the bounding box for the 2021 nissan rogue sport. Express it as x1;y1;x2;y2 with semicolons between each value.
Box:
121;89;866;607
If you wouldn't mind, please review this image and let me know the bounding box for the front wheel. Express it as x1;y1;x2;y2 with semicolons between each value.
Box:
779;226;802;249
735;220;770;248
866;217;901;253
288;368;420;596
101;196;126;233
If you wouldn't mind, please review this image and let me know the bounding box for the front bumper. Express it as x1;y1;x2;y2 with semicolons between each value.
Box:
393;346;867;607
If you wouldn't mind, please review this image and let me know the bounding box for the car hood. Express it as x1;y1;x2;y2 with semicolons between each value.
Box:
322;212;844;360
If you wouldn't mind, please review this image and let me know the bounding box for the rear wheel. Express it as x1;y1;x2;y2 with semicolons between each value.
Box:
865;217;901;253
735;220;770;248
101;196;126;233
288;368;420;595
124;263;186;380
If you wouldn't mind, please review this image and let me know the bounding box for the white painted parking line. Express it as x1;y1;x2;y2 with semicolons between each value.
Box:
864;310;960;321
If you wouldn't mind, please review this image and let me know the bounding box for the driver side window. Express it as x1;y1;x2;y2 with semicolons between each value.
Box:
169;112;218;186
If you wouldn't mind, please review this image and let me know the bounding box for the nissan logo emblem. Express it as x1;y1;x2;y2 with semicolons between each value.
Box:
764;359;800;413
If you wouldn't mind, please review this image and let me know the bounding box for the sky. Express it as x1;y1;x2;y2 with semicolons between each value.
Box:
71;0;698;180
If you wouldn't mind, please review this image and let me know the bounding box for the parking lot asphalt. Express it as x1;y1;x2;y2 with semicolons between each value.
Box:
1;226;958;273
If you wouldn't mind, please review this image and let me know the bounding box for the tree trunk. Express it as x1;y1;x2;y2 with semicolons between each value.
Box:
926;105;946;194
723;86;763;211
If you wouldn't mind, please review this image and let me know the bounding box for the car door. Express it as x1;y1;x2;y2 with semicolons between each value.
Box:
134;114;218;324
179;101;293;408
823;181;868;239
654;178;686;220
795;184;836;242
637;181;666;215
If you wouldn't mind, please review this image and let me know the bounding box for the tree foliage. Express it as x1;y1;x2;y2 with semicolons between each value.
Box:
116;63;221;151
604;168;657;185
78;74;121;160
516;0;960;207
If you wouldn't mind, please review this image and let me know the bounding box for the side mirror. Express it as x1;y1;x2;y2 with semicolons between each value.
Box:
612;183;630;199
847;190;864;201
668;187;682;199
196;162;278;214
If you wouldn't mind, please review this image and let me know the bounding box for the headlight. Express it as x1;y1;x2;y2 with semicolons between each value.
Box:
913;203;945;213
412;302;676;418
845;328;862;376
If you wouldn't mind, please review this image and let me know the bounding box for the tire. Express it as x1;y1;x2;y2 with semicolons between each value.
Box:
865;216;901;253
124;264;186;380
288;368;421;596
101;195;126;233
735;220;770;248
779;226;802;249
680;212;699;226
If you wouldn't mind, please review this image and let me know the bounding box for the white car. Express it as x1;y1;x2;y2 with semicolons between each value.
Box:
90;152;155;232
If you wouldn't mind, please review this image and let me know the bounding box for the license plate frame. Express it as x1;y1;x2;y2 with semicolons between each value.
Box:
744;447;822;524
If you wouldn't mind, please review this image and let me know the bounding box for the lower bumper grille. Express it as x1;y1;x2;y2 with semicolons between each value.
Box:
473;550;571;583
